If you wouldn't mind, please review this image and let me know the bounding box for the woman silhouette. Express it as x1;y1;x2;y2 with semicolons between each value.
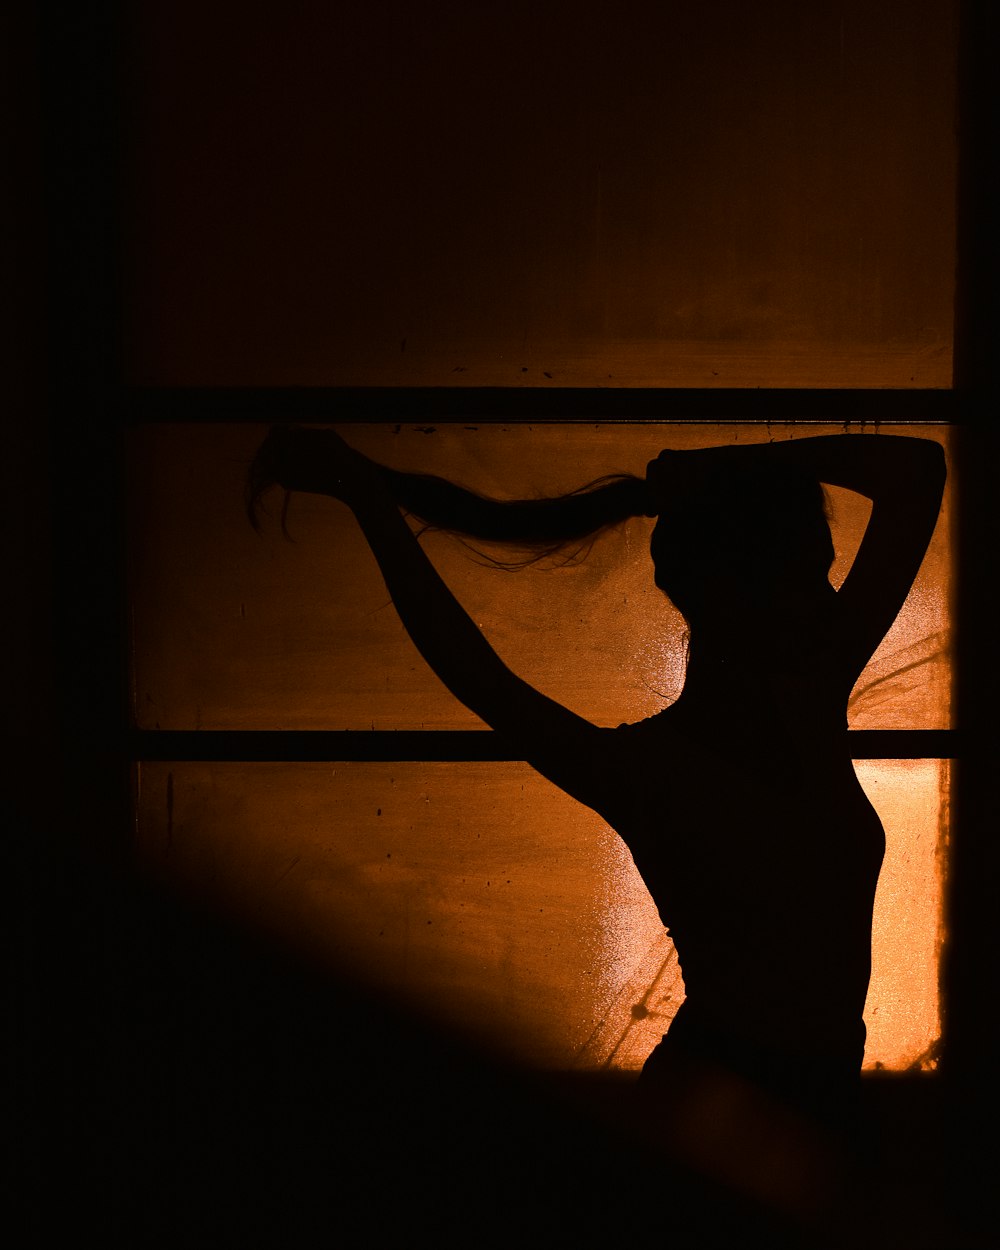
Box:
247;426;945;1208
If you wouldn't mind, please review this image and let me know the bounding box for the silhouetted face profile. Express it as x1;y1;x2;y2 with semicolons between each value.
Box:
649;468;835;627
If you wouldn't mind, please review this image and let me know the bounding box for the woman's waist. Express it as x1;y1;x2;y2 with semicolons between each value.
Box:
669;989;868;1070
670;923;872;1038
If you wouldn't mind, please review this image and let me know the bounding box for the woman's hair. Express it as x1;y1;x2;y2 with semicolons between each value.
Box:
650;464;835;607
248;429;831;588
379;467;657;564
379;461;833;590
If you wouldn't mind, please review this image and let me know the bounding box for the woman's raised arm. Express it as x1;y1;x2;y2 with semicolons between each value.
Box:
249;427;618;814
648;433;947;670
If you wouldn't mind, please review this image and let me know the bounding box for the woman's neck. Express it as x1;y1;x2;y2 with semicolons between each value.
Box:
677;581;836;702
680;634;759;697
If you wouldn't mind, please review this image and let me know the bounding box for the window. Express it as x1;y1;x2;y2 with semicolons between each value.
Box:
119;2;961;1077
127;412;954;1073
28;4;993;1246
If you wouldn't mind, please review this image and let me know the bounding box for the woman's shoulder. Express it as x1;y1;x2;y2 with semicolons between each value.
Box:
614;706;680;736
610;705;703;758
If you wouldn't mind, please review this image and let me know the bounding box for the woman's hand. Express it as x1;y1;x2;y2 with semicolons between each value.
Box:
645;445;745;508
247;425;388;527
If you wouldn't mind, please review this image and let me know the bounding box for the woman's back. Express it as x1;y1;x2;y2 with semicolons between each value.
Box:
604;670;884;1066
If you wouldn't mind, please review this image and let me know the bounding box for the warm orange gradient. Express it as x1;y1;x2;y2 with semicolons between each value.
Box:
136;758;945;1073
130;423;950;1072
129;424;951;733
857;760;946;1071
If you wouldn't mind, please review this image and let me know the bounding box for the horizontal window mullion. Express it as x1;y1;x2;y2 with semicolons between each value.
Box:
127;728;958;763
124;386;957;424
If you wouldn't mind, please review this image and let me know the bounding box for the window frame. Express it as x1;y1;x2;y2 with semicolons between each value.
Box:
29;5;996;1240
38;0;994;1096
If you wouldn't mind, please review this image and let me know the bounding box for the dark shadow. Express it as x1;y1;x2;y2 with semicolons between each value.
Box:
18;844;837;1249
243;428;950;1243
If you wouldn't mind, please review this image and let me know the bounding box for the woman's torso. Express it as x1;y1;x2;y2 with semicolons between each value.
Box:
597;638;884;1066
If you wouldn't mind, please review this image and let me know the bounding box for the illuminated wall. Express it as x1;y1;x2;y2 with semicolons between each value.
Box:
130;424;950;733
122;0;956;1075
130;424;951;1072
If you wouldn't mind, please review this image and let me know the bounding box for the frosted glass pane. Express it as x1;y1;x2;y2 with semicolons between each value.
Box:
857;759;946;1072
126;6;954;387
135;759;945;1073
129;423;952;731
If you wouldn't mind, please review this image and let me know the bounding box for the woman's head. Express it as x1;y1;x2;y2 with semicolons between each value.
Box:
648;465;834;623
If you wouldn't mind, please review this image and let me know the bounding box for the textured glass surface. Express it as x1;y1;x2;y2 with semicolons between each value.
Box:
129;423;952;731
858;759;946;1071
135;759;945;1072
125;4;955;387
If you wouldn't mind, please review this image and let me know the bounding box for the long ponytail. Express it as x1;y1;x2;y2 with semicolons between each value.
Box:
381;467;656;559
247;425;657;561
